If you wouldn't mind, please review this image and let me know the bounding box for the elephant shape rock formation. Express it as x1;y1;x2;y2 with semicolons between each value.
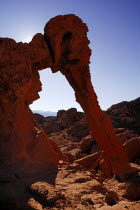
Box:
0;14;136;182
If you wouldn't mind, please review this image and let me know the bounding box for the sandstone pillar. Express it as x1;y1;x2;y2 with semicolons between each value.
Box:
44;14;135;180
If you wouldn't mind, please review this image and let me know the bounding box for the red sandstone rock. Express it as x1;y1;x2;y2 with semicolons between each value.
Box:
44;14;135;180
99;158;113;178
124;137;140;162
42;117;61;134
67;118;89;140
0;37;61;170
123;176;140;201
34;99;140;167
0;34;62;210
105;190;119;206
106;97;140;136
117;129;137;144
33;113;47;124
1;14;139;209
80;134;95;153
74;152;102;169
30;181;64;204
34;108;84;135
90;142;101;154
57;108;83;129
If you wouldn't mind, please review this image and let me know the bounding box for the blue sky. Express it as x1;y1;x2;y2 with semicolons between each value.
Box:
0;0;140;111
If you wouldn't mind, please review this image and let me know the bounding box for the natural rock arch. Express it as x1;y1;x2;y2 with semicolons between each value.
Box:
0;14;135;181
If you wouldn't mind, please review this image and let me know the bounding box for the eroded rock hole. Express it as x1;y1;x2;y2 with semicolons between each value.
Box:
61;32;79;65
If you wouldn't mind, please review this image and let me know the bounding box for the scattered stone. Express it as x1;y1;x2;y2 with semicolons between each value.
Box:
105;191;119;206
30;182;64;204
123;176;140;201
123;137;140;162
80;134;95;153
74;152;102;169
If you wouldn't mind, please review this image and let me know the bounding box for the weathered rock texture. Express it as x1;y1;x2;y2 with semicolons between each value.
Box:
0;34;62;169
106;98;140;136
44;14;135;180
34;97;140;171
25;163;140;210
34;98;140;176
0;33;63;209
0;13;136;179
0;14;139;209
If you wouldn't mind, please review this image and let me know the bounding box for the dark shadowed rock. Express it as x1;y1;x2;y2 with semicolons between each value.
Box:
105;191;119;206
80;134;96;153
123;176;140;201
106;97;140;135
1;12;140;209
67;118;89;140
124;137;140;162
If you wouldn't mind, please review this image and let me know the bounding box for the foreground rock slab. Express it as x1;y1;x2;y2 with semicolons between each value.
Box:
27;164;140;209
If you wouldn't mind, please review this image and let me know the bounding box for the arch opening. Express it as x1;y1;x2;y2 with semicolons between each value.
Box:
30;68;83;114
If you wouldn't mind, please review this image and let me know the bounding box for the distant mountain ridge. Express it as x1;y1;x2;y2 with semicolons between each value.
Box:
32;110;57;117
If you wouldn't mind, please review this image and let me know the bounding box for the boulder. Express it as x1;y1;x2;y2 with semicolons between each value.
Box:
123;137;140;162
80;134;95;153
74;152;102;169
117;130;137;144
105;191;119;206
67;118;89;140
123;176;140;201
